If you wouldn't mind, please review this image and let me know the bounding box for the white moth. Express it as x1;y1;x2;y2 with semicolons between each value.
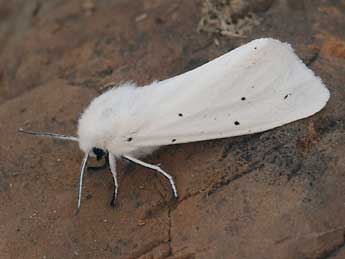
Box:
19;38;330;211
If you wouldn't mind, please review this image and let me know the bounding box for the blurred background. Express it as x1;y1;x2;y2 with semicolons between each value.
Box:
0;1;345;258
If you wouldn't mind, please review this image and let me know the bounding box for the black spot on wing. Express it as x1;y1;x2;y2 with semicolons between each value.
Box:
241;97;246;101
178;113;183;117
284;94;291;99
127;137;133;142
234;121;240;126
171;139;176;143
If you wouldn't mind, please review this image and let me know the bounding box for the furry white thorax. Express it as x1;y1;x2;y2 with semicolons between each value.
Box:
78;82;158;157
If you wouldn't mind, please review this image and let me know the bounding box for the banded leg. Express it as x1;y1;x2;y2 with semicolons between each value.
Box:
122;155;178;198
109;154;119;207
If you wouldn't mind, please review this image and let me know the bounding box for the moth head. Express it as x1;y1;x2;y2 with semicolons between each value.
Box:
76;95;114;156
77;120;107;156
91;147;106;161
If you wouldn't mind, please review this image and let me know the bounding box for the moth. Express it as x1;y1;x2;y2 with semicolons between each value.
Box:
19;38;330;211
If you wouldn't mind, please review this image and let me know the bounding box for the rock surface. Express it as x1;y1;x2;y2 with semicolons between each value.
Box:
1;0;345;258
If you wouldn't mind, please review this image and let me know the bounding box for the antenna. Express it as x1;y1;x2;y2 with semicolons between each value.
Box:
17;128;78;142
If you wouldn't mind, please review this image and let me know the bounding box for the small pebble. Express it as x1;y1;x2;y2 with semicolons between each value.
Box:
82;0;95;15
137;220;146;226
135;13;148;22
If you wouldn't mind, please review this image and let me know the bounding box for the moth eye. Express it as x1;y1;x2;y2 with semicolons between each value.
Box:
92;147;105;161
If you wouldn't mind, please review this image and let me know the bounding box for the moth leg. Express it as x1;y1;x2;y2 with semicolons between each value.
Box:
77;151;90;213
109;154;119;207
122;155;178;199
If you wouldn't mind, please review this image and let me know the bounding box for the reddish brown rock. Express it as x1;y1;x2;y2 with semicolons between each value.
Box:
0;1;345;258
321;38;345;60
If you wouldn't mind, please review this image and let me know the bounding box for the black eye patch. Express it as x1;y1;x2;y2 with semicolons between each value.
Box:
92;147;105;161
